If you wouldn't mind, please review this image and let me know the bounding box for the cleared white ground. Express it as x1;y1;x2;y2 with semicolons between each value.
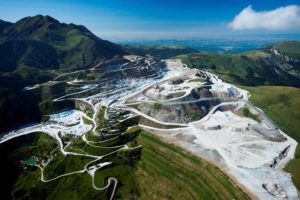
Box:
191;110;297;199
0;57;298;200
121;60;299;200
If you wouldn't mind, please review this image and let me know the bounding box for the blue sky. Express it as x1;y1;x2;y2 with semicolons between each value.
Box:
1;0;300;40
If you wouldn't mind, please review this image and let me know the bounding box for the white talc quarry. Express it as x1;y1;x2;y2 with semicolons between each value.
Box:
0;57;298;200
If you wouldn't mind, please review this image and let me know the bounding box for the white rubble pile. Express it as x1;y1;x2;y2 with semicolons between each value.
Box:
49;110;81;126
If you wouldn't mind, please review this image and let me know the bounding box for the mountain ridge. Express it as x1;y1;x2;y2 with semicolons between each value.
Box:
0;15;124;72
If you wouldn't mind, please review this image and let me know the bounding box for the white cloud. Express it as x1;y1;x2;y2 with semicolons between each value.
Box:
229;5;300;31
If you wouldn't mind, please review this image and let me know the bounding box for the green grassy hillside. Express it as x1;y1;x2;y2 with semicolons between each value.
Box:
177;44;300;87
136;131;250;200
242;86;300;191
269;41;300;58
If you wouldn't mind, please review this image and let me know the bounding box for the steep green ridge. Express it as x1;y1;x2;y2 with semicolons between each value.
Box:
269;41;300;58
0;15;124;72
242;86;300;191
177;41;300;87
136;131;250;200
123;45;198;59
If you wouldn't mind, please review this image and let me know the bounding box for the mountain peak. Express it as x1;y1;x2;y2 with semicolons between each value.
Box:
16;14;60;25
11;15;92;37
0;15;94;42
0;15;124;72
